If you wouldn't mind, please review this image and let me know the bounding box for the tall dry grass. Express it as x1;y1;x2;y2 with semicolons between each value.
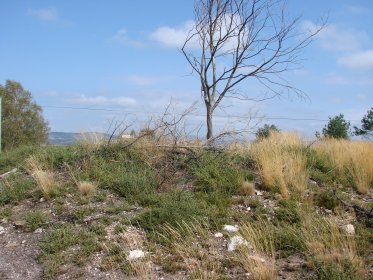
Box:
236;220;276;280
250;132;308;198
26;157;59;198
314;139;373;194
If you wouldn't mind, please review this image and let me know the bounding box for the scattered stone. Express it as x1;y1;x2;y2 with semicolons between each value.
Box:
344;224;355;235
255;190;263;196
308;179;318;186
34;228;44;234
214;232;223;238
324;209;332;214
128;250;145;260
223;225;239;232
22;240;26;244
227;235;249;251
0;225;5;235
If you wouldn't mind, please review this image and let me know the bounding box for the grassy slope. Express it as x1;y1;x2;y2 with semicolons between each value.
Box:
0;135;372;279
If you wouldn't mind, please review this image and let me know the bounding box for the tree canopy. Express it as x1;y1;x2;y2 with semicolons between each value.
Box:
354;107;373;139
0;80;49;150
317;114;350;139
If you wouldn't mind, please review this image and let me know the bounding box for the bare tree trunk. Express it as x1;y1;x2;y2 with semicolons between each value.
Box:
206;105;213;140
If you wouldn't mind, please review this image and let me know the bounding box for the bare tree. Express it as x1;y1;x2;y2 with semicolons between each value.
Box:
182;0;324;140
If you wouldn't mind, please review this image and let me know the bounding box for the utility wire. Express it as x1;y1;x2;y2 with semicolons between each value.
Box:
42;105;361;122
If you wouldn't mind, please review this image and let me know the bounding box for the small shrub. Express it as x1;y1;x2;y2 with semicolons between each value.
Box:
315;189;339;211
25;210;48;231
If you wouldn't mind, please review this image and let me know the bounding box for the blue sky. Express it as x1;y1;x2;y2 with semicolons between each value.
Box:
0;0;372;138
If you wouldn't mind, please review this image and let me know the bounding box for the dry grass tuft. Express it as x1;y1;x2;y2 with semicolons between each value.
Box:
250;132;308;198
314;139;373;194
236;220;276;280
238;181;255;196
26;157;59;198
77;181;97;196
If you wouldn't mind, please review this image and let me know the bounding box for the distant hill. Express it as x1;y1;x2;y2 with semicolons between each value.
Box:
49;132;110;145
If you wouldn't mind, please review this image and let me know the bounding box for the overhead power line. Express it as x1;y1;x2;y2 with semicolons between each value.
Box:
41;105;360;122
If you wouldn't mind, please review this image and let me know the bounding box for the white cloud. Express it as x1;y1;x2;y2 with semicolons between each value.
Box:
112;28;145;48
71;95;137;107
150;20;195;48
302;21;369;52
337;50;373;70
27;8;58;22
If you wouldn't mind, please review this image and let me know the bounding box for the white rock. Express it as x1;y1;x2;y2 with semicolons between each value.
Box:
39;197;45;202
22;240;26;244
255;190;263;196
246;207;251;211
223;225;239;232
128;250;145;260
0;225;4;235
227;235;249;251
34;228;44;233
214;232;223;238
309;179;318;186
344;224;355;235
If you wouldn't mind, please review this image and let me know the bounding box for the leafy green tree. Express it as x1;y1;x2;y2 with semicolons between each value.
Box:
354;107;373;139
317;114;350;139
255;124;280;140
0;80;49;150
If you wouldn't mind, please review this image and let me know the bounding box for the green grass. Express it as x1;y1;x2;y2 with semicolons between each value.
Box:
0;175;38;205
25;210;49;231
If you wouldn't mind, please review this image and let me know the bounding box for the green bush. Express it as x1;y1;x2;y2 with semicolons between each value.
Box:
192;153;245;195
315;189;339;211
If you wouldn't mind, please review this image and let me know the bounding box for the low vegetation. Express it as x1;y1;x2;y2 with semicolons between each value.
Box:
0;132;372;279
